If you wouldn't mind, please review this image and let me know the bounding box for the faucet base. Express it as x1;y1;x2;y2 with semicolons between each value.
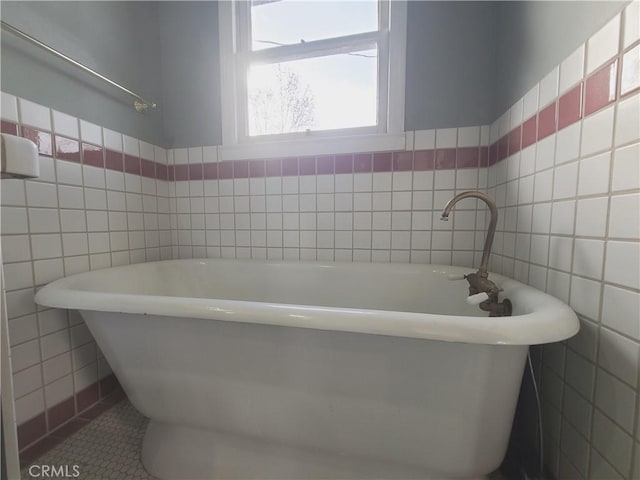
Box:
481;297;512;317
465;272;513;317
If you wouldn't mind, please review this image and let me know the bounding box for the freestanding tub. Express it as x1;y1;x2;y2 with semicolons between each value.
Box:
35;259;579;479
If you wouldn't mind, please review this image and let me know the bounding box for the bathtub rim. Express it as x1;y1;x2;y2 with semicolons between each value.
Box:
34;258;579;346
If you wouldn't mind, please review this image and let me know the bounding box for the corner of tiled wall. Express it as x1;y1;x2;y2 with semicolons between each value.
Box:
0;92;174;451
486;4;640;479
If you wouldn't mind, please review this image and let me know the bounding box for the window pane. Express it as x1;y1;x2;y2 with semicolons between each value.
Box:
251;0;378;50
247;49;378;136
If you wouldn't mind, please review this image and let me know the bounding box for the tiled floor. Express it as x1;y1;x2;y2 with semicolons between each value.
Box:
19;399;514;480
21;400;156;480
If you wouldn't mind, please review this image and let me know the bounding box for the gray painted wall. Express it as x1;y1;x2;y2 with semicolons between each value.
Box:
0;1;165;146
158;2;222;148
1;1;631;147
404;1;498;130
493;1;629;116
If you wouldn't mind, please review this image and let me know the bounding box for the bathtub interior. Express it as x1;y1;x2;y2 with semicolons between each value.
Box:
56;259;513;317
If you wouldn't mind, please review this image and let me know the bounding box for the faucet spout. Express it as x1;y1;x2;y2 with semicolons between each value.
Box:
441;191;510;317
441;191;498;277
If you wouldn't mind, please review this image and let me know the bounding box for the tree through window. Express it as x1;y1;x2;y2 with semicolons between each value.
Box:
219;0;407;144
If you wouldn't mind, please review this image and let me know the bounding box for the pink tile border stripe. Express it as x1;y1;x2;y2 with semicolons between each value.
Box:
489;41;637;163
584;59;618;116
18;381;126;469
17;373;121;452
3;127;172;181
175;147;491;180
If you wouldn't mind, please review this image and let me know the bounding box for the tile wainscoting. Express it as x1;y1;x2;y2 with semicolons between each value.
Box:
486;8;640;480
1;93;173;452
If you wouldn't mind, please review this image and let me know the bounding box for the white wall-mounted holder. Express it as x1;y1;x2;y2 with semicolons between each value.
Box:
1;133;40;179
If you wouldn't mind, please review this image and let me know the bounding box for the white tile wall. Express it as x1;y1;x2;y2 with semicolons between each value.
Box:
487;6;640;478
1;93;173;448
586;14;621;74
167;128;488;266
560;45;586;94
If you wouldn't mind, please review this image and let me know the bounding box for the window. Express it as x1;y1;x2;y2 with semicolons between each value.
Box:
219;0;406;146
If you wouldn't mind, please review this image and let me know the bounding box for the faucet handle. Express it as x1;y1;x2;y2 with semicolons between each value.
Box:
466;292;490;305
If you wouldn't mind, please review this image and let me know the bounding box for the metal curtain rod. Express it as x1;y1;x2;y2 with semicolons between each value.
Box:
1;20;157;113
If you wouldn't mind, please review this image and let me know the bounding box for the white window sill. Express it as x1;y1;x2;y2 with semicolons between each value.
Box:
218;132;407;161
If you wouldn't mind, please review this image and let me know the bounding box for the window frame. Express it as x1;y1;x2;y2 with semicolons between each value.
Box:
218;0;407;155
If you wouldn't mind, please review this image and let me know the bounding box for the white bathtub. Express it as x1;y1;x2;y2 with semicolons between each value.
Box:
35;259;578;479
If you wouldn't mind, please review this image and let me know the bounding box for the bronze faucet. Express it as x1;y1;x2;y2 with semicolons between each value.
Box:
441;191;512;317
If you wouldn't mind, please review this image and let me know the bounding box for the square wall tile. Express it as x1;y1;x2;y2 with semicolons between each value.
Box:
602;285;640;341
122;135;139;157
42;352;72;384
621;46;639;98
590;449;624;480
1;91;18;122
2;235;32;262
44;374;73;408
509;99;524;129
568;316;598;362
574;197;608;238
52;110;79;139
586;14;621;74
605;241;640;289
572;238;604;279
584;60;618;116
29;208;61;234
612;143;640;192
533;170;553;203
550;201;575;235
557;85;583;131
552;161;578;199
591;409;632;475
581;106;614;157
8;315;38;347
608;193;640;239
523;84;540;120
19;99;51;130
560;44;585;94
2;180;26;207
79;120;102;146
14;389;44;425
578;152;610;196
39;309;68;336
599;327;639;388
535;135;556;172
539;67;559;107
623;1;640;48
414;129;435;150
435;128;457;148
555;123;581;165
615;92;640;146
565;348;596;399
570;275;601;320
560;420;589;477
5;288;37;319
457;126;480;147
3;262;34;291
102;128;122;152
549;236;573;272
